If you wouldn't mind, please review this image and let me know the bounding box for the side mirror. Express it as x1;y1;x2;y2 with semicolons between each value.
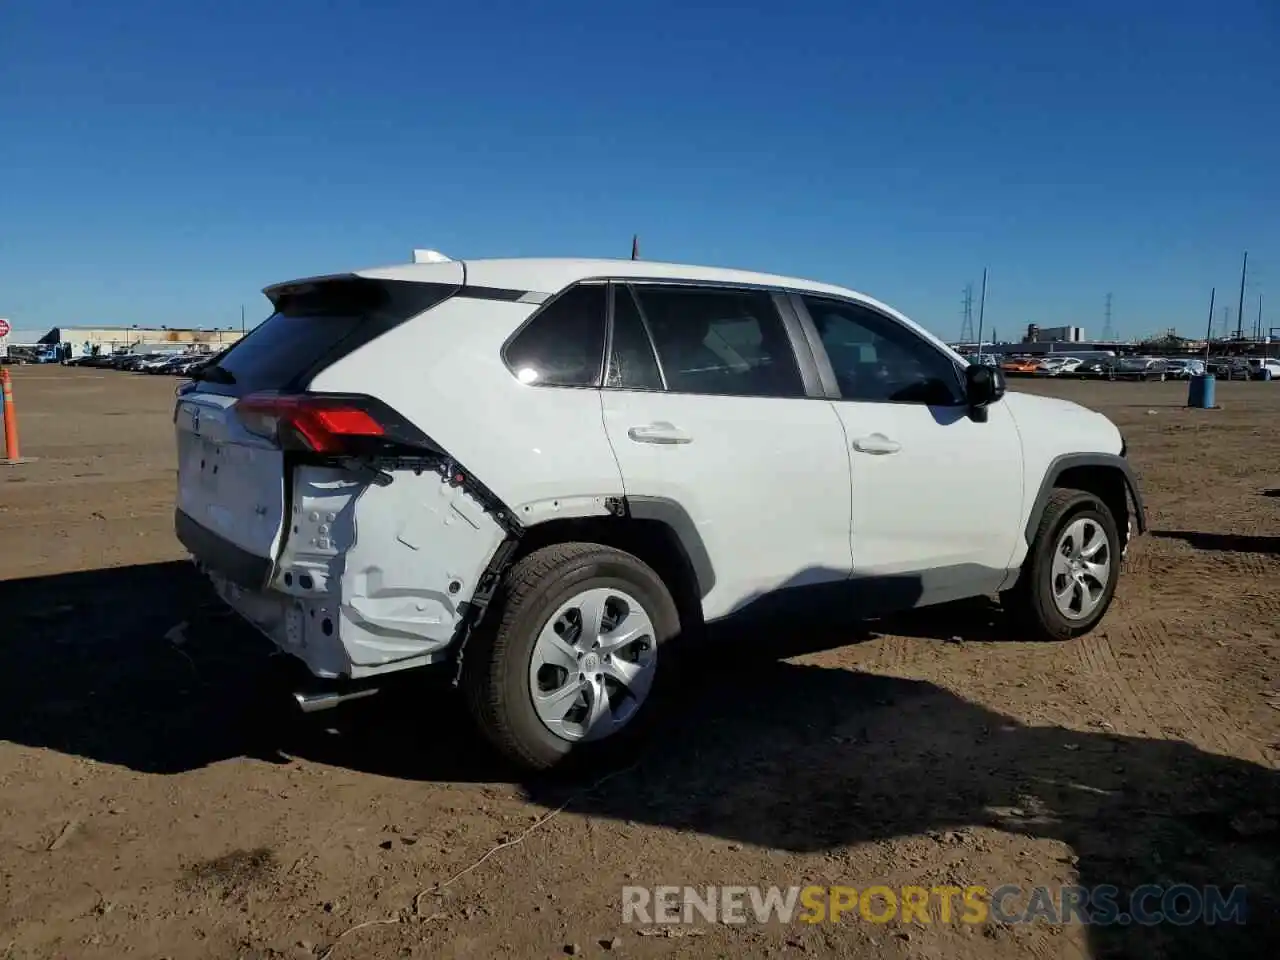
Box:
964;363;1005;421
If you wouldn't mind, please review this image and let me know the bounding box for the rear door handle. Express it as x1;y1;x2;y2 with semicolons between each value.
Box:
852;434;901;455
627;422;693;445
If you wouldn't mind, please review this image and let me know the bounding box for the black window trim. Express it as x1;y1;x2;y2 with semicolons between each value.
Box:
788;292;969;406
606;282;669;392
499;280;610;390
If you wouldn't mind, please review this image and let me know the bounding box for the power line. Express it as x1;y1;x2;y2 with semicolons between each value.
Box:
960;283;975;342
1102;293;1114;340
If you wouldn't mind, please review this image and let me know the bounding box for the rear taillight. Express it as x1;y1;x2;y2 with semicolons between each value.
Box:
234;392;431;455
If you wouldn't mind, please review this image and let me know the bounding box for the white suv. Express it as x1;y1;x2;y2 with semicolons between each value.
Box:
174;255;1146;770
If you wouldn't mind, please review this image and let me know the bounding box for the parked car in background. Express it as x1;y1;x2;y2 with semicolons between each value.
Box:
1076;357;1116;378
1036;357;1084;377
1248;358;1280;381
1000;357;1041;376
137;354;183;372
1209;357;1251;380
1163;358;1206;379
172;356;211;377
1112;357;1168;381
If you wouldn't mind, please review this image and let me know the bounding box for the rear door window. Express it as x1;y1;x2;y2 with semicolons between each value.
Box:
192;278;457;397
630;285;805;398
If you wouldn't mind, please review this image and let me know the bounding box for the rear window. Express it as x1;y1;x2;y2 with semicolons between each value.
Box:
192;278;457;396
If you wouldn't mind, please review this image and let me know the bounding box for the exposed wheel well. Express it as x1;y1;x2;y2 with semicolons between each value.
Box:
510;517;706;634
1053;465;1131;545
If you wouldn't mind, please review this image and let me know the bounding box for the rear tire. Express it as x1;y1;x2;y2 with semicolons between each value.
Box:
462;542;680;772
1002;488;1122;641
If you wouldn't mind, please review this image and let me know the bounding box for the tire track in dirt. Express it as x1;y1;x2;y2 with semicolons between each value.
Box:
1127;617;1238;756
1073;626;1162;737
1079;611;1270;762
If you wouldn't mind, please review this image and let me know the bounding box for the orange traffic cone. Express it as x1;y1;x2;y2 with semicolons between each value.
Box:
1;368;30;464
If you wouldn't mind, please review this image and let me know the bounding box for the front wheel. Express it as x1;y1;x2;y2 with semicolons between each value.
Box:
1002;488;1122;641
462;542;680;772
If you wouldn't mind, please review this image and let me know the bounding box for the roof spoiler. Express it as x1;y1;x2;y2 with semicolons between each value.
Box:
412;249;452;263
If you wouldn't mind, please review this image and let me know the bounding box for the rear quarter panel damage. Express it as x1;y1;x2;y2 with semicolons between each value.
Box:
273;465;506;676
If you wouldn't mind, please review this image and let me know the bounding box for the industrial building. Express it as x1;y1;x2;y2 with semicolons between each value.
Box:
32;326;248;358
1023;324;1085;343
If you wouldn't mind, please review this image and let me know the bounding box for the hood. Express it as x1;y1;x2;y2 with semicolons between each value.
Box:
1001;391;1123;456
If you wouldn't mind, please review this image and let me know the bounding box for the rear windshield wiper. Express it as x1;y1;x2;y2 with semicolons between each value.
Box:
193;363;236;384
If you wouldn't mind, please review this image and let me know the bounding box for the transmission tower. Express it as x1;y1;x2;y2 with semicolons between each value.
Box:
1219;306;1231;340
960;283;975;343
1102;293;1114;340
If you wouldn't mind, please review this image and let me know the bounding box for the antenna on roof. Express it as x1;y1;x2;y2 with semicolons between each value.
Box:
631;235;640;261
413;249;452;263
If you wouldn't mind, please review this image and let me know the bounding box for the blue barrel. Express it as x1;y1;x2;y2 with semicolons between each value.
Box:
1187;373;1216;408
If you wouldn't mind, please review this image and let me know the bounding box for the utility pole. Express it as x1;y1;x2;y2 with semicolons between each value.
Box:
630;235;639;261
1257;294;1264;342
1235;251;1248;340
960;283;975;343
1203;288;1215;363
240;305;245;335
975;268;988;357
1102;293;1114;340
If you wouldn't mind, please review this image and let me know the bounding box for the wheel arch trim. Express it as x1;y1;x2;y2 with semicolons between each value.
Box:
1023;453;1148;547
621;495;716;599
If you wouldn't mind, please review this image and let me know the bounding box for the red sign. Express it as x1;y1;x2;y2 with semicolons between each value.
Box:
0;319;10;337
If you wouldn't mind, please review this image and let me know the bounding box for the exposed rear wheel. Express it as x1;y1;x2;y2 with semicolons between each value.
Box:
1002;488;1121;641
462;542;679;772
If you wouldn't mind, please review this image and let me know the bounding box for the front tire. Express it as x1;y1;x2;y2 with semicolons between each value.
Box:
1002;488;1122;641
462;542;679;772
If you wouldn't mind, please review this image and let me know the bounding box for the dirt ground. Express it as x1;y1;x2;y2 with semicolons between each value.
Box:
1;366;1277;960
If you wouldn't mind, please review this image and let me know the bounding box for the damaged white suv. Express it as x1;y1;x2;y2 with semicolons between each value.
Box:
175;254;1145;770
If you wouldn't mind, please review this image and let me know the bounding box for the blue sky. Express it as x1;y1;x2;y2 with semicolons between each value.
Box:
2;0;1277;341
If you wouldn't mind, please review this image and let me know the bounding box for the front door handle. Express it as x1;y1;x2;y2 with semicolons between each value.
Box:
627;422;693;445
852;434;901;455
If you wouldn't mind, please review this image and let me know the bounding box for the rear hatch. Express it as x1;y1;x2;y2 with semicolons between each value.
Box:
174;272;461;586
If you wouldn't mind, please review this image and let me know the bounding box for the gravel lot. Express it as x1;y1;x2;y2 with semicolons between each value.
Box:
1;366;1277;959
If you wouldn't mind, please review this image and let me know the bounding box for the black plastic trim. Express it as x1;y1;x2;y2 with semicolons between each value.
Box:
456;285;533;302
175;509;273;589
786;292;841;398
623;495;716;598
1023;453;1148;546
773;292;828;399
614;282;670;390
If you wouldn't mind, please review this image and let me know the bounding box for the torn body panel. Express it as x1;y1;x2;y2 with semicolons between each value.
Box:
215;464;506;680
